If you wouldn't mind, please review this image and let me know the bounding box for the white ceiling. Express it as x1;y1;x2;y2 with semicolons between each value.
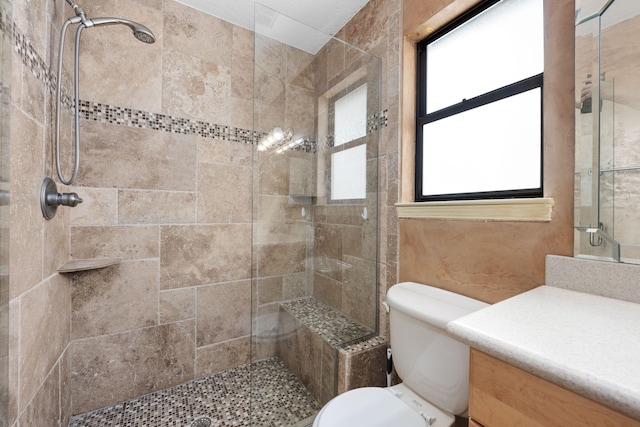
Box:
175;0;370;53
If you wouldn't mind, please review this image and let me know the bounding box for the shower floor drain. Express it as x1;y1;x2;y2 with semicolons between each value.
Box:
189;416;213;427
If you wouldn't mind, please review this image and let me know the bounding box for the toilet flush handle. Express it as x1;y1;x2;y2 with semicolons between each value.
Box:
420;412;436;425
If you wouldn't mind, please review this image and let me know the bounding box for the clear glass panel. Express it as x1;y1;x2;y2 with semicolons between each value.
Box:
574;11;601;256
575;0;613;23
331;145;366;200
422;89;541;196
334;84;367;146
575;0;640;263
0;0;10;424
426;0;543;113
252;4;379;424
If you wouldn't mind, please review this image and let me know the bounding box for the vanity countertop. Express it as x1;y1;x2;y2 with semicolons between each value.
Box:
447;285;640;420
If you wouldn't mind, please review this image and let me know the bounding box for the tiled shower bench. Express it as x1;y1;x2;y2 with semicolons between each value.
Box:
276;297;388;405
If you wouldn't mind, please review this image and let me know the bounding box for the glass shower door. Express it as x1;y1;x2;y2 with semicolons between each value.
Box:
251;4;379;425
0;0;11;424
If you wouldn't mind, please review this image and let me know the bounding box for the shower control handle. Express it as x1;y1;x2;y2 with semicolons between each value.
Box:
47;191;83;208
40;177;83;220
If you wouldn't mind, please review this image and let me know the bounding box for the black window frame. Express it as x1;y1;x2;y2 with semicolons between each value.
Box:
415;0;544;202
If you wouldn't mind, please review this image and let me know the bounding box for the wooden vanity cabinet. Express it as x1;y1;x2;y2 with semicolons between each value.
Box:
468;349;640;427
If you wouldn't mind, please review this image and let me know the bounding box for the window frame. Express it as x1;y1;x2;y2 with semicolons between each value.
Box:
328;79;370;203
415;0;544;203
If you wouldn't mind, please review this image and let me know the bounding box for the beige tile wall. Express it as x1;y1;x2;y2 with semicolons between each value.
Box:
9;0;74;425
335;0;403;338
64;0;258;413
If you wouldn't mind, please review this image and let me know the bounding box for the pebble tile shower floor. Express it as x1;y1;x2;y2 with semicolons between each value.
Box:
68;358;321;427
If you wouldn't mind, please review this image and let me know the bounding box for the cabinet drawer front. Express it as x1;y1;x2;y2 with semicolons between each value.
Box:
470;350;640;427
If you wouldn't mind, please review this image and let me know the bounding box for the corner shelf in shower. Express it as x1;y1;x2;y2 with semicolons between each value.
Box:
57;257;123;273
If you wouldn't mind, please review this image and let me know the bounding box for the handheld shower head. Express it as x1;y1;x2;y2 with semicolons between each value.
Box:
86;17;156;43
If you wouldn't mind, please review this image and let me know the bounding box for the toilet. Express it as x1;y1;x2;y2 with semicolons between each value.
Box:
312;282;489;427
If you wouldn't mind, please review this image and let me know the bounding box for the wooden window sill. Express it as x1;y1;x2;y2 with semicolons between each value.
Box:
396;198;554;222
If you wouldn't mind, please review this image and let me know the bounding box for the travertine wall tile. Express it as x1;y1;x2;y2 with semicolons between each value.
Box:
284;84;315;137
43;205;71;276
195;336;251;377
287;46;315;91
196;280;251;346
197;163;252;223
70;320;195;414
74;0;164;112
18;275;71;414
256;276;284;305
160;287;195;324
343;256;377;330
78;121;197;191
162;48;231;124
60;349;72;427
163;0;232;67
69;187;118;226
71;225;159;260
19;360;60;427
230;97;253;131
313;273;343;309
9;107;44;297
160;224;252;289
231;25;254;101
198;137;231;165
119;190;197;224
231;142;253;167
8;298;18;423
256;240;307;278
71;261;159;339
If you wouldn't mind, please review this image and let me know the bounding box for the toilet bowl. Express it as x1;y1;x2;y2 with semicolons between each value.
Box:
312;384;452;427
312;282;488;427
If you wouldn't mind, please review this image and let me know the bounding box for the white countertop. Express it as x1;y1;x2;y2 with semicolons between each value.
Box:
447;285;640;420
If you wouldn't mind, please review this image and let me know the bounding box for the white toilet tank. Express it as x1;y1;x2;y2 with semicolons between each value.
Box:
387;282;489;416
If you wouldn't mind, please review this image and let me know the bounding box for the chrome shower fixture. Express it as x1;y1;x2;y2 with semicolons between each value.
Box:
40;177;83;220
54;0;156;185
81;17;156;44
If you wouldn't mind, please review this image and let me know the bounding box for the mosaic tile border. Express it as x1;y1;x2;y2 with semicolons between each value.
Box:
79;100;260;145
8;15;388;152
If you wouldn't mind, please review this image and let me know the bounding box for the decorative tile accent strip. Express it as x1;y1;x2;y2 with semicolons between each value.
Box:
280;297;374;347
7;18;387;153
68;358;320;427
79;101;262;144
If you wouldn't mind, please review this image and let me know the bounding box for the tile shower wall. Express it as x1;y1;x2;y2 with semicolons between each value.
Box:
335;0;403;339
66;0;258;415
8;0;73;425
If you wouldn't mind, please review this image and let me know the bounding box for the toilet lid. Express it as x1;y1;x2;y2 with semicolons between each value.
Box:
314;387;427;427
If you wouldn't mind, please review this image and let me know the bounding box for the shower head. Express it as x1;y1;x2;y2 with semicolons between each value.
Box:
86;17;156;43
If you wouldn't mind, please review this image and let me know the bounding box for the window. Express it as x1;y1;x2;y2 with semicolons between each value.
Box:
416;0;544;202
331;83;368;201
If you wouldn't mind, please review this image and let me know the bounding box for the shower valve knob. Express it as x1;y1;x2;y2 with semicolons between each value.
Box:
40;177;83;220
47;191;83;207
